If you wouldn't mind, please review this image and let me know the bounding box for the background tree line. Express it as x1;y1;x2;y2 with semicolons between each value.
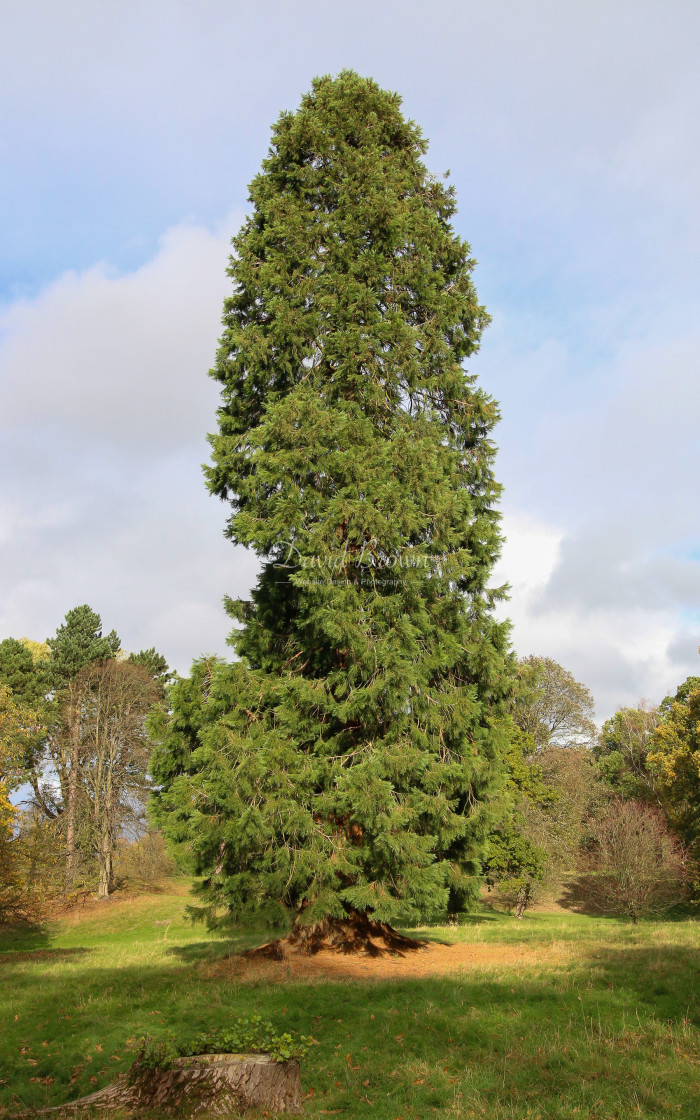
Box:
0;605;174;920
484;654;698;921
2;607;697;925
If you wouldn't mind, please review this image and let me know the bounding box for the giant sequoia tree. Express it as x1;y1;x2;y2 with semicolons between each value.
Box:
151;73;511;944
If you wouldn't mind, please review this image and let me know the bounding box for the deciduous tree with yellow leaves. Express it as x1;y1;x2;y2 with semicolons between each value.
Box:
648;675;700;862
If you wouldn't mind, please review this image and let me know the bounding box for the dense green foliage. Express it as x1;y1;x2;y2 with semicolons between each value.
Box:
0;638;50;711
47;605;121;685
152;72;511;930
483;733;551;913
0;640;49;786
127;648;172;697
131;1015;312;1073
595;704;660;804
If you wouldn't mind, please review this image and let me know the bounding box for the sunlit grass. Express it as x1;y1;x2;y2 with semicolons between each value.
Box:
1;881;698;1119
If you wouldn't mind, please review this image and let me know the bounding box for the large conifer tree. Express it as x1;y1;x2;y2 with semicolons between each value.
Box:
151;72;511;940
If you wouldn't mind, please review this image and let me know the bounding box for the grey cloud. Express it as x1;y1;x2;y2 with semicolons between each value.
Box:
666;631;700;671
539;531;700;614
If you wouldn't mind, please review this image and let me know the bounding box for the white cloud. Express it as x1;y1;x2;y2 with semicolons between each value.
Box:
0;216;258;673
495;512;699;720
1;218;240;452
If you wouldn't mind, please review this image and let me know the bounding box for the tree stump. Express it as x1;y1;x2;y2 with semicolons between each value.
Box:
15;1054;302;1116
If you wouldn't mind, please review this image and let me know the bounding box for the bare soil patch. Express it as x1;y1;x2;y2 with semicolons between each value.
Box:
209;937;572;983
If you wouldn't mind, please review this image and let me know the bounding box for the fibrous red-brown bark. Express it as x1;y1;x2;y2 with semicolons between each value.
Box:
12;1054;301;1116
246;907;425;959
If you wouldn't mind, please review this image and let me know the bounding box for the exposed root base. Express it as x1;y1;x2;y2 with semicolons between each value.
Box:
245;910;425;960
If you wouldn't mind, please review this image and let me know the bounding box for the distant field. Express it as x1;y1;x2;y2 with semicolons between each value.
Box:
1;880;698;1119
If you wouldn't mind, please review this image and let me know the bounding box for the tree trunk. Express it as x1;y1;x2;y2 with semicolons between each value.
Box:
97;829;112;900
515;884;531;920
64;707;79;890
11;1054;302;1116
247;908;425;958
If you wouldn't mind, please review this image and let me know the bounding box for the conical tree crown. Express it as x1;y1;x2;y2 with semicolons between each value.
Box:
208;71;492;560
47;605;120;686
152;73;511;929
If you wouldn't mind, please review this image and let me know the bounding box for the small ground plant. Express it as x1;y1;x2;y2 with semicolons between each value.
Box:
130;1014;312;1077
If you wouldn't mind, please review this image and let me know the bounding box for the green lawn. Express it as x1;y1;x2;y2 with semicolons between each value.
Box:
1;882;698;1119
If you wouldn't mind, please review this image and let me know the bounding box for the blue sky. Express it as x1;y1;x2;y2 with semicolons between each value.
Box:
1;0;699;717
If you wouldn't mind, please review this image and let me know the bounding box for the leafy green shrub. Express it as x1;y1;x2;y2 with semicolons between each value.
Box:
129;1014;312;1077
129;1031;180;1074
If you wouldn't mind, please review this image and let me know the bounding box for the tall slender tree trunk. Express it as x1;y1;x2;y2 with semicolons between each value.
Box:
97;827;112;899
65;701;79;890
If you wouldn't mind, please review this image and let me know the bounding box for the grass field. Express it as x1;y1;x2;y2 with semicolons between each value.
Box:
1;880;698;1119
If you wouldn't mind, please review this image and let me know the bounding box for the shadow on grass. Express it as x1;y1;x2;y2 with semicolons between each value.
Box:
4;939;700;1117
405;931;453;945
0;923;54;953
166;938;248;964
0;946;94;964
111;877;174;895
588;944;700;1027
457;902;503;924
412;903;505;942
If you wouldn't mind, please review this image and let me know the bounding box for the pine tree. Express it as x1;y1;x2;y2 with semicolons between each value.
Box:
47;605;121;885
151;72;512;945
48;605;120;685
0;639;50;785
